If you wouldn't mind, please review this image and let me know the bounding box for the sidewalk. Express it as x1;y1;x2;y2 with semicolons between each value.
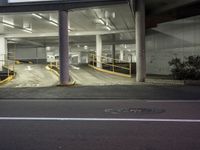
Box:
0;84;200;100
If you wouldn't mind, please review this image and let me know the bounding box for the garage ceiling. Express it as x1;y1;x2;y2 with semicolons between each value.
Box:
1;0;200;47
1;3;134;47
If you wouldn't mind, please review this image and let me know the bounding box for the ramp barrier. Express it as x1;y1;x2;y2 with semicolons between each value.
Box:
47;60;76;86
88;53;132;78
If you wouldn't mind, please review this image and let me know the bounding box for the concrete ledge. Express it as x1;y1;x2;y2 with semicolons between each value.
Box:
46;65;76;86
0;75;14;85
45;65;59;77
184;80;200;86
88;64;132;78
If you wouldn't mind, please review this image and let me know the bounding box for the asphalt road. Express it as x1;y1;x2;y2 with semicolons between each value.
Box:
0;99;200;150
70;65;134;85
2;64;58;87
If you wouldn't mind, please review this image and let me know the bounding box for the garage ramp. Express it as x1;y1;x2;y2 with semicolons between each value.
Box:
2;64;58;88
70;65;133;85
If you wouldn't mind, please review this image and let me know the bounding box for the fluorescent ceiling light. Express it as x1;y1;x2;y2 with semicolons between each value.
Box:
106;26;111;31
99;19;105;25
23;29;32;33
2;23;15;28
49;21;58;26
32;13;42;19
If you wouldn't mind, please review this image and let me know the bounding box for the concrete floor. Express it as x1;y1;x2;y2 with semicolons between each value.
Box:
2;64;58;88
70;65;183;86
1;64;183;88
70;65;134;85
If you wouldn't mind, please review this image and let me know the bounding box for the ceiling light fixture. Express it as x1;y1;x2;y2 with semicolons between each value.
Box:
99;18;105;25
2;22;15;28
49;21;58;26
106;26;111;31
32;13;42;19
23;28;32;33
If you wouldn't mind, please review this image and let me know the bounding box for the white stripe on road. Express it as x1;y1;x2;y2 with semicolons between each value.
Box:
147;100;200;103
0;117;200;123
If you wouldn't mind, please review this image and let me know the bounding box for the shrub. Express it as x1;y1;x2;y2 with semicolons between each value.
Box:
169;56;200;80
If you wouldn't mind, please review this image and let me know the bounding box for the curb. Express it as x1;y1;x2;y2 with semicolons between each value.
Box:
184;80;200;86
46;65;76;86
0;75;14;85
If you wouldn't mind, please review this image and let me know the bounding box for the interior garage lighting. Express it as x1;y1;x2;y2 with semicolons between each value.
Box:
32;13;42;19
49;21;58;26
23;29;32;33
106;26;111;31
99;18;105;25
2;22;15;28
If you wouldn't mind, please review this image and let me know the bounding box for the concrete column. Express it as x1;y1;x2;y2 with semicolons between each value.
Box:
96;35;102;68
59;10;69;85
135;0;146;82
0;37;7;71
112;35;116;64
78;52;81;64
120;50;124;61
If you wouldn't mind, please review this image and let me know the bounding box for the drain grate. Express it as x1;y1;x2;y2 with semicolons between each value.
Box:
105;108;165;114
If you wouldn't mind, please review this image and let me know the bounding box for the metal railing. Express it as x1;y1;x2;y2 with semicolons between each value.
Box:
88;53;132;77
0;53;15;78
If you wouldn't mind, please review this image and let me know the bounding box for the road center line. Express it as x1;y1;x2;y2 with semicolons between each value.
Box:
0;117;200;123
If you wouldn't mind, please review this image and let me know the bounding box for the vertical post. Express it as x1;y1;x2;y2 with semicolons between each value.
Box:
135;0;146;82
129;54;132;76
0;36;7;72
112;34;115;72
120;50;124;62
93;54;95;66
59;10;69;85
96;35;102;68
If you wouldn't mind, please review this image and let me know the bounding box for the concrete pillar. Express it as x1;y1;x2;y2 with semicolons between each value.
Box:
59;10;69;85
112;34;116;64
0;37;7;71
96;35;102;68
135;0;146;82
120;50;124;61
78;52;81;64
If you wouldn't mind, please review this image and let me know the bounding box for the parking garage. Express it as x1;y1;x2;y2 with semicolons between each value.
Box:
0;0;200;87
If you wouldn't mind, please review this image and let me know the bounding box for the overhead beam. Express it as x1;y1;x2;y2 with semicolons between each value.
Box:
5;30;134;38
150;0;200;15
0;0;127;13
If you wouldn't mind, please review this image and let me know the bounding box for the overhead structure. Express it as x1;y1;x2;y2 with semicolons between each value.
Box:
135;0;146;82
59;10;69;85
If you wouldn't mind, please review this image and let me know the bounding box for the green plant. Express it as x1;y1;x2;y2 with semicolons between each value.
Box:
169;56;200;80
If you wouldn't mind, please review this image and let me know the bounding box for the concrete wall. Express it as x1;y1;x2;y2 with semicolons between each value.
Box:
146;15;200;75
9;46;47;63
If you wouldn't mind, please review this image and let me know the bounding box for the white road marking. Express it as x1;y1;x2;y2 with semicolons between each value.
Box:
25;66;32;71
147;100;200;103
0;117;200;123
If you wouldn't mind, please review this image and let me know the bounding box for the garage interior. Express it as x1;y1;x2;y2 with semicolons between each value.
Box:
0;0;200;87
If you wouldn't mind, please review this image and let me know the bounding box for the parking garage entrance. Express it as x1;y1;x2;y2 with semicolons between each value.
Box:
0;2;138;87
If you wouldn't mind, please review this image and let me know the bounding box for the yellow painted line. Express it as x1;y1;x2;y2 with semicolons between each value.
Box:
45;65;59;77
0;75;14;85
46;65;76;86
88;64;132;78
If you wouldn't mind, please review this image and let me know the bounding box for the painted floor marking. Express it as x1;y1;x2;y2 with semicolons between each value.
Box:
147;100;200;103
0;117;200;123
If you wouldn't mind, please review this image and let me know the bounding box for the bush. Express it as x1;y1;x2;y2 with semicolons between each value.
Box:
169;56;200;80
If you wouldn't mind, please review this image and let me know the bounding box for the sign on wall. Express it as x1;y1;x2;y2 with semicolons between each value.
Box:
8;0;58;3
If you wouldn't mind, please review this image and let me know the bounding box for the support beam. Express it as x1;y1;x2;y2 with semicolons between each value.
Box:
151;0;199;15
96;35;102;68
112;35;116;64
59;10;69;85
135;0;146;82
0;37;7;71
120;50;124;61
